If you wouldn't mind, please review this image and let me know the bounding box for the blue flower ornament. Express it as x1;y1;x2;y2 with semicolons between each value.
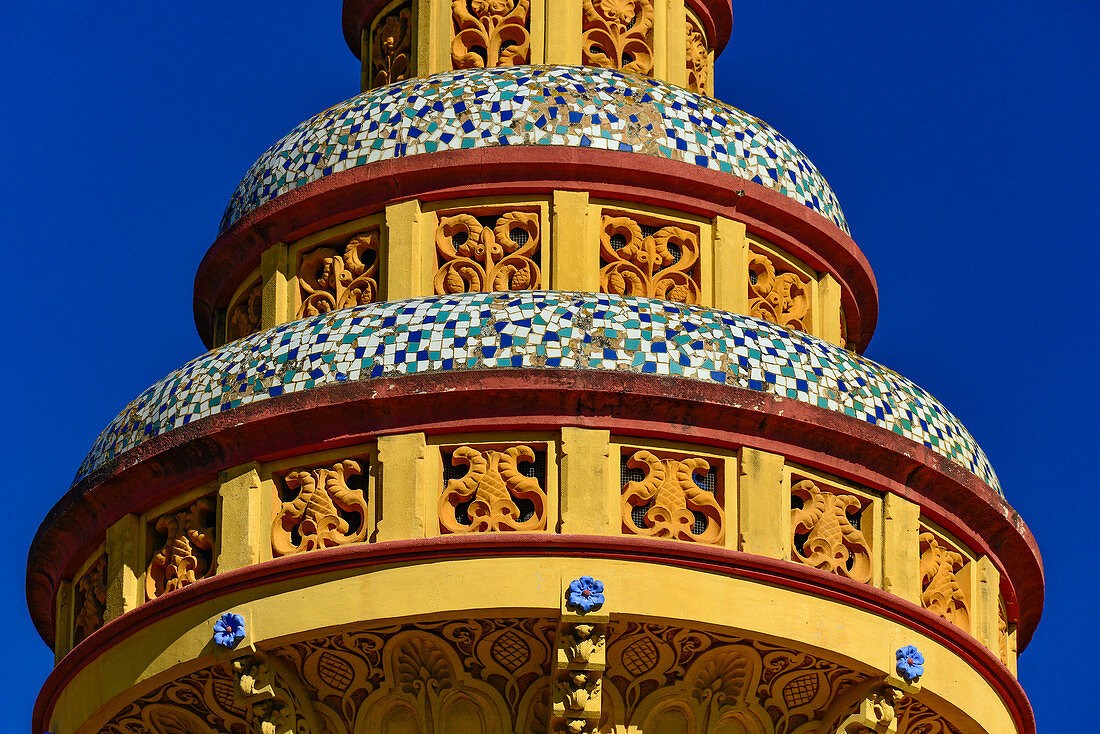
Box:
213;612;247;648
566;576;605;613
895;645;925;682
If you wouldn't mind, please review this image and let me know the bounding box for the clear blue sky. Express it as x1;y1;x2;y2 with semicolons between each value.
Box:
1;1;1092;729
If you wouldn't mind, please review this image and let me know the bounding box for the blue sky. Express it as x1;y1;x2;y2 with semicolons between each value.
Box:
1;1;1093;729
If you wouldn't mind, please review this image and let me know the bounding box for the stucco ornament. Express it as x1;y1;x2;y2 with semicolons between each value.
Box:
213;612;247;648
895;645;925;682
567;576;605;613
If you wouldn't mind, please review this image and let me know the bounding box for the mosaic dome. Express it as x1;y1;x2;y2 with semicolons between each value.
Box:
77;292;997;493
220;66;849;235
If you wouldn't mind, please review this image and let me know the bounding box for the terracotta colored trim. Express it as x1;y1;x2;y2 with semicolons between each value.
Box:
340;0;734;57
28;371;1041;649
32;534;1034;734
194;146;878;350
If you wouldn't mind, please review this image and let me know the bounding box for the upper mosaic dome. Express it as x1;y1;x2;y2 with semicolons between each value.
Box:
220;66;849;235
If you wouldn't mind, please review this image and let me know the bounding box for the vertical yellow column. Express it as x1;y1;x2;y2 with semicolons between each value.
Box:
377;432;431;540
544;0;582;65
665;0;688;87
54;580;73;664
529;0;546;63
713;216;749;314
818;273;844;347
559;427;613;534
652;0;669;81
384;199;429;299
104;514;141;622
261;242;290;329
737;447;787;558
361;27;372;92
971;556;1001;654
418;0;451;75
880;493;921;603
551;191;597;291
217;462;266;572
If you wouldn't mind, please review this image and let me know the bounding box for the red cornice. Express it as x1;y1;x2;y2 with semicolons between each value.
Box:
194;146;878;351
32;534;1035;734
27;371;1041;650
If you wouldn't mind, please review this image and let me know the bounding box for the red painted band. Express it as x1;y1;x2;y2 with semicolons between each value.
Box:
27;371;1041;649
32;534;1035;734
194;146;878;350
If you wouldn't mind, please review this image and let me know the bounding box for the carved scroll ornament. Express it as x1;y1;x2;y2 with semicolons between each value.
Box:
73;554;107;644
227;279;263;342
440;445;547;533
372;4;412;88
582;0;655;76
620;450;723;544
298;232;380;318
748;250;811;332
452;0;531;69
919;531;970;629
790;480;872;584
272;459;369;556
435;211;541;294
146;498;216;600
600;216;701;304
686;17;709;94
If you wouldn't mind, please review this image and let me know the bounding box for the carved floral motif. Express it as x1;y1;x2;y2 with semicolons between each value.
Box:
272;459;370;556
371;4;412;88
620;450;723;544
452;0;531;70
919;531;970;629
599;216;701;304
73;555;107;645
582;0;655;76
146;498;217;600
686;16;709;94
434;211;541;294
227;279;263;342
439;445;547;533
790;479;872;584
233;651;325;734
748;250;812;332
298;232;380;318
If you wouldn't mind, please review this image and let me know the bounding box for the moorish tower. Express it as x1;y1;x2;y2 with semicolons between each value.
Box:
29;2;1042;732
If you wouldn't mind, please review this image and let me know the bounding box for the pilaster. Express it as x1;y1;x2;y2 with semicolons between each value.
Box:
559;427;613;535
376;432;431;540
54;579;73;664
384;199;428;300
972;556;1001;654
665;0;688;87
543;0;583;65
551;190;596;291
881;493;921;604
217;462;265;572
713;215;748;314
737;447;787;559
104;513;141;622
819;272;844;347
261;242;289;329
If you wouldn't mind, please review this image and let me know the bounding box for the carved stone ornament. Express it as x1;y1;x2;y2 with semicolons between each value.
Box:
434;211;541;294
834;682;905;734
582;0;655;76
272;459;370;556
233;651;325;734
146;497;217;600
73;554;107;644
297;232;380;318
748;250;812;332
439;445;548;533
599;216;701;304
227;279;263;342
919;531;970;629
372;3;412;88
620;450;723;544
790;479;872;584
452;0;531;70
686;16;709;94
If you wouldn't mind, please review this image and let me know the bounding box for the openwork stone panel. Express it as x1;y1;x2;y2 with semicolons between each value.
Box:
146;497;217;600
619;450;723;544
439;445;548;533
685;15;709;94
434;211;541;294
297;230;381;318
73;555;107;646
749;249;812;333
451;0;531;70
919;530;971;630
226;278;262;343
272;458;371;556
582;0;655;76
789;478;872;584
371;2;412;88
599;214;700;304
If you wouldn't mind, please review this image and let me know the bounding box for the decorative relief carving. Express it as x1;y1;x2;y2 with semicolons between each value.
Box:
73;555;107;645
232;651;326;734
227;279;263;342
439;445;547;533
434;211;541;294
553;620;607;734
620;450;723;544
686;16;709;94
582;0;655;76
297;232;381;318
100;665;249;734
790;479;872;584
272;459;370;556
452;0;531;70
599;215;701;304
371;3;412;88
748;250;812;332
919;531;970;629
146;498;217;600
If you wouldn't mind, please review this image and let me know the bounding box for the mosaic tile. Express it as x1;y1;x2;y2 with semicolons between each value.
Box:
75;292;998;494
220;66;848;235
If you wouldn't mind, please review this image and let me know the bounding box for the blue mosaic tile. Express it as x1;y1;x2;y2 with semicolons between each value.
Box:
75;293;998;494
220;66;848;235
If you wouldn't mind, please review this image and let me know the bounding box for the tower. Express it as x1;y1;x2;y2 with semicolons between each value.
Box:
28;1;1042;732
